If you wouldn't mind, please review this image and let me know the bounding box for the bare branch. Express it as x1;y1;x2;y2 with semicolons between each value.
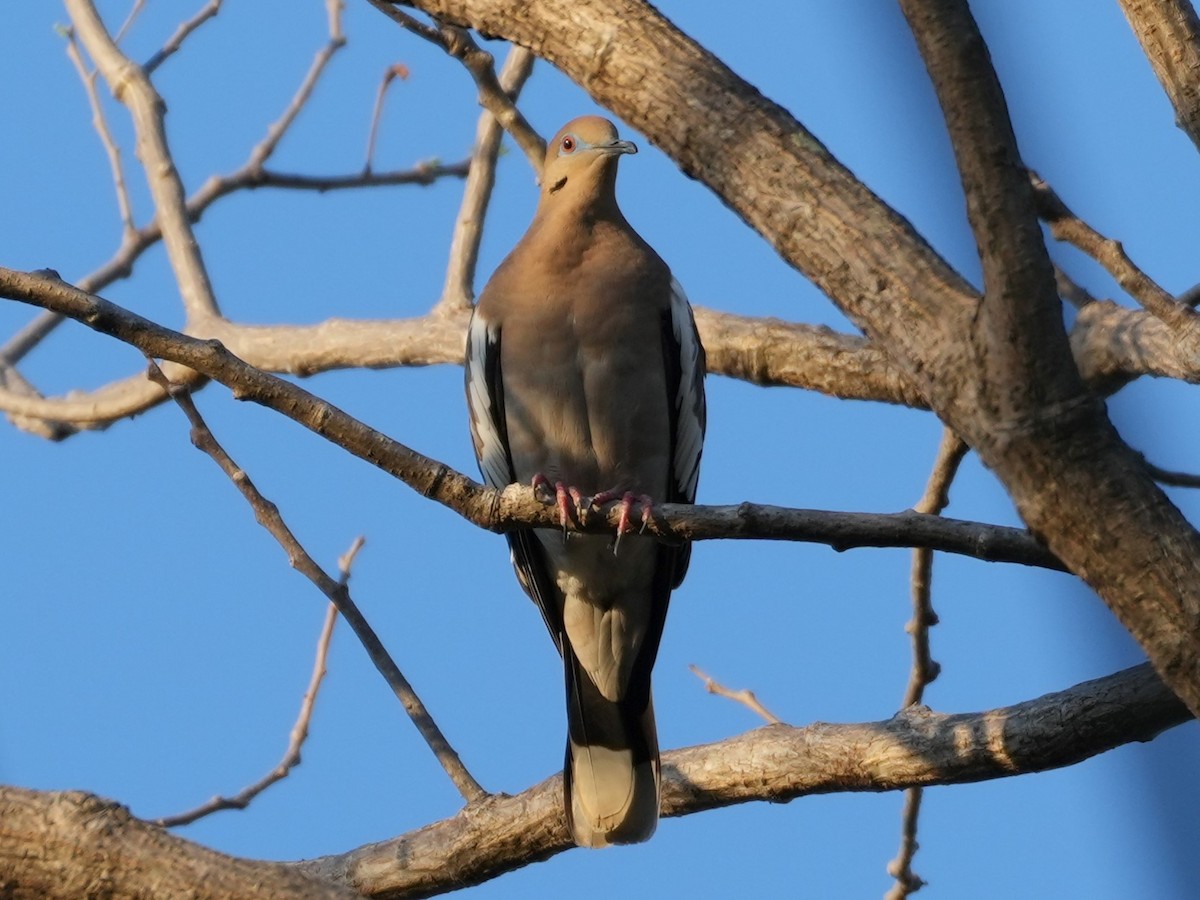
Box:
887;428;969;899
437;45;537;314
63;26;137;242
364;63;410;173
113;0;145;44
66;0;220;322
1138;453;1200;490
0;303;915;435
247;11;347;173
145;362;485;803
364;0;545;169
902;0;1083;429
295;664;1189;897
688;665;781;724
1032;171;1200;343
154;601;339;827
144;0;224;75
1;666;1183;898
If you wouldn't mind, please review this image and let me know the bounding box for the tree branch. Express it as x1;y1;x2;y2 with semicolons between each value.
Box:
0;267;1063;571
1;665;1184;899
66;0;220;322
1118;0;1200;153
1032;172;1200;344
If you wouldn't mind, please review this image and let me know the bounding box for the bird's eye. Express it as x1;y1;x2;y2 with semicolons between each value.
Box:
560;135;576;153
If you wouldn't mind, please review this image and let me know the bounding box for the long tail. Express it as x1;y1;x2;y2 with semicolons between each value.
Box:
562;646;660;848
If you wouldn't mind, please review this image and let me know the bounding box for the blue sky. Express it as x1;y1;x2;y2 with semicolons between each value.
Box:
2;1;1198;897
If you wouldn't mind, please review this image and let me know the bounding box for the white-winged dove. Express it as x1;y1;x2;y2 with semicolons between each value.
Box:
465;116;706;847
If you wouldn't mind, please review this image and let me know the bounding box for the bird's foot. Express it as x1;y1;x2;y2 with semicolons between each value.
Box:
590;490;655;554
531;474;585;540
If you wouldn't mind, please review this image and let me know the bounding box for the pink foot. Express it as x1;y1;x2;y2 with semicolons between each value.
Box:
531;474;585;539
591;490;655;554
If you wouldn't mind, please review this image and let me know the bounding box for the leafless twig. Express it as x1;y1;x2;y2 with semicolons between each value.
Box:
688;664;781;724
1053;265;1097;309
155;600;340;827
68;0;220;323
886;427;968;900
364;63;410;173
1032;171;1200;341
363;0;545;169
145;361;486;803
62;26;137;242
113;0;146;44
144;0;224;74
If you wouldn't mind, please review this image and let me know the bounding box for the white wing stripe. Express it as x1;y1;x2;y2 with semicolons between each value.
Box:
668;277;705;502
466;311;512;489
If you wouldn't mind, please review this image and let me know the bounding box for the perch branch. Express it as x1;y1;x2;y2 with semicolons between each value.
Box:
0;266;1066;572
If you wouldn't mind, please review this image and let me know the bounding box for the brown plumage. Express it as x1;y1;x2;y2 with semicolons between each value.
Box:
466;116;705;847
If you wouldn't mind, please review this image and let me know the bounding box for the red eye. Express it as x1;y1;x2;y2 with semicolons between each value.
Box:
561;135;575;153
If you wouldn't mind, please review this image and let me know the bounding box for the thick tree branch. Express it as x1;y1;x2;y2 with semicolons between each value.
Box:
1118;0;1200;153
1;665;1184;899
901;0;1083;427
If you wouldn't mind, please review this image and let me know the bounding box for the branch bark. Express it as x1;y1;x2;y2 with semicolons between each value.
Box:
1118;0;1200;153
2;664;1184;899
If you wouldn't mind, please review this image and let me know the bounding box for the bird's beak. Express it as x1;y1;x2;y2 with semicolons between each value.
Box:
600;139;638;156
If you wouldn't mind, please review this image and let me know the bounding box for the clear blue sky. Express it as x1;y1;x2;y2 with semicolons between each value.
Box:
2;1;1198;897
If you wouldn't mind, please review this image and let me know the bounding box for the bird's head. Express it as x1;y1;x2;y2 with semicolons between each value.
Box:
539;116;637;201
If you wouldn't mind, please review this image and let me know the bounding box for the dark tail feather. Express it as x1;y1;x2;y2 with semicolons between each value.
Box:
562;646;660;848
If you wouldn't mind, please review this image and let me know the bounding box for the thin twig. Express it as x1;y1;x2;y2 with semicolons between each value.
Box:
155;600;340;827
436;45;536;314
62;26;137;242
1032;171;1200;340
248;12;347;173
363;0;545;170
113;0;146;44
886;427;968;900
364;64;410;173
688;664;781;724
144;0;224;75
145;361;486;803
